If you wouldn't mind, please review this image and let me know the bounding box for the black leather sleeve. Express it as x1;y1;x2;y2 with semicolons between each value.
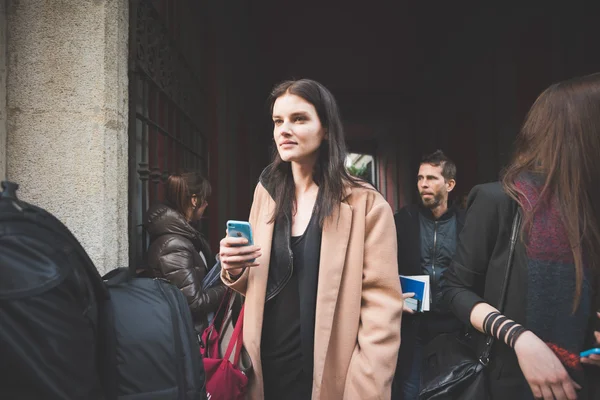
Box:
441;184;502;326
157;239;226;317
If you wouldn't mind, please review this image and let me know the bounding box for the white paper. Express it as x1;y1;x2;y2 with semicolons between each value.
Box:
406;275;431;311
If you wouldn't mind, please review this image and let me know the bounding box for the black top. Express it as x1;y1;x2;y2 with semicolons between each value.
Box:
261;211;322;400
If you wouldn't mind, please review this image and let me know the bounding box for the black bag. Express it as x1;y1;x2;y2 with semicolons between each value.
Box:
101;267;207;399
419;211;522;400
0;181;206;400
0;181;107;400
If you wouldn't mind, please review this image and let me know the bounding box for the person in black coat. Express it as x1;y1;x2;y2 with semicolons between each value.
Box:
392;150;466;399
146;171;226;335
442;73;600;400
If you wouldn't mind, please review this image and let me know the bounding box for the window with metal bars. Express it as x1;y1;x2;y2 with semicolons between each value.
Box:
128;0;208;269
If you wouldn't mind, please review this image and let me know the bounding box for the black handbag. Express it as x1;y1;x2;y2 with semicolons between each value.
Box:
419;210;522;400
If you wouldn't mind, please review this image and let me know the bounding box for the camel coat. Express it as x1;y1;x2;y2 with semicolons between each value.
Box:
221;182;403;400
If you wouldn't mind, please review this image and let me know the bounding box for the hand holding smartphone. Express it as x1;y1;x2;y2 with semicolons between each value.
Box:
580;312;600;367
226;220;255;262
580;348;600;357
219;220;261;277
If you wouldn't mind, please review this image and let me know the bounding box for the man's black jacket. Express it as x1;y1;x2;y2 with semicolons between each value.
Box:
393;202;465;390
395;203;465;310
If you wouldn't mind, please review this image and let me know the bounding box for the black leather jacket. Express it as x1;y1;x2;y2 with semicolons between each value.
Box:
260;166;297;302
146;203;226;333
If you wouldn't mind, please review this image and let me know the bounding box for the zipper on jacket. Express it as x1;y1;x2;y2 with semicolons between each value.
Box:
266;213;294;302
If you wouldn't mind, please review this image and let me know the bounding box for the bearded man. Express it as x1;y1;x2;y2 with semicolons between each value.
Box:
391;150;466;400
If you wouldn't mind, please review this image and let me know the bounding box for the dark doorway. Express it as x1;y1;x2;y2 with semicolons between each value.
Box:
129;1;600;257
242;2;600;208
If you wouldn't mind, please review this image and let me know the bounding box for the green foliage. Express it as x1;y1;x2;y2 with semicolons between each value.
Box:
347;164;370;181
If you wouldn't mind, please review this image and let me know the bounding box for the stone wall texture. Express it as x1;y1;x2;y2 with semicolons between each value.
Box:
0;1;6;180
5;0;129;274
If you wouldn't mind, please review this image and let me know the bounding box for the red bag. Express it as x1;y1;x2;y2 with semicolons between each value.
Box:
201;291;249;400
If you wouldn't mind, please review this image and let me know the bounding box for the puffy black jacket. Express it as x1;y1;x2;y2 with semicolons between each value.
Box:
146;203;226;334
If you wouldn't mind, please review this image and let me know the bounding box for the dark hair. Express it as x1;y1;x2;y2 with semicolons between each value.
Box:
268;79;360;226
165;171;211;221
502;72;600;311
421;150;457;181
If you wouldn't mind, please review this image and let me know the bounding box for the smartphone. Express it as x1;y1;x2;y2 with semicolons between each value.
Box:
226;220;255;262
227;220;254;245
580;348;600;357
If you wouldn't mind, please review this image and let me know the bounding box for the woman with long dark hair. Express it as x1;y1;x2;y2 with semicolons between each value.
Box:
218;79;403;399
146;171;226;335
442;73;600;399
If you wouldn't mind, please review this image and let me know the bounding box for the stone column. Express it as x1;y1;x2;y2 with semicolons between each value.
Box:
0;1;6;180
5;0;129;274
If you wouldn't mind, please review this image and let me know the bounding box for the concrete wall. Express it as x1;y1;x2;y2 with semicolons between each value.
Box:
0;1;6;180
5;0;129;274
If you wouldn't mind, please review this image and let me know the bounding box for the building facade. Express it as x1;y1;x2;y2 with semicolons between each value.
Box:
2;1;599;273
2;0;129;274
0;0;268;274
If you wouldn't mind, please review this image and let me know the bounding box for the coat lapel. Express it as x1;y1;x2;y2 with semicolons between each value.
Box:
313;197;353;390
245;191;275;351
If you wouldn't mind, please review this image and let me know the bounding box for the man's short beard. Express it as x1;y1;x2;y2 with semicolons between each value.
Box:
420;192;444;209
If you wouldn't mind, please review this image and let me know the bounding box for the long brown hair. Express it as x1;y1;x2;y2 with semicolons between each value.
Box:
502;72;600;311
165;171;211;221
268;79;361;226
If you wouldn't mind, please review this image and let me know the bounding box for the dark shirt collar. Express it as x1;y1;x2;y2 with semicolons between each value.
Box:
418;201;457;222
